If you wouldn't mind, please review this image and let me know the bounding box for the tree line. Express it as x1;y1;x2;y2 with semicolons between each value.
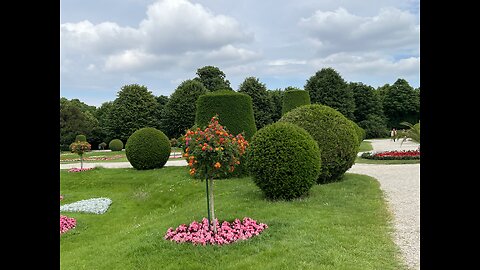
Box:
60;66;420;150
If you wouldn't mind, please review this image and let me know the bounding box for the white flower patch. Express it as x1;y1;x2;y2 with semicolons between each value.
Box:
60;197;112;214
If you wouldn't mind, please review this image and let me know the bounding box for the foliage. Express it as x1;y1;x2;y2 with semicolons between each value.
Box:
195;90;257;141
99;142;107;150
194;66;233;91
75;134;87;142
104;84;160;143
109;139;124;151
361;150;420;160
267;88;284;122
238;77;275;130
170;138;178;148
60;98;98;150
397;121;420;145
350;82;384;123
248;122;321;200
279;104;358;183
382;79;420;128
304;68;356;120
161;80;208;139
282;89;311;115
70;141;91;156
358;114;389;138
125;127;171;170
350;121;365;144
183;115;248;179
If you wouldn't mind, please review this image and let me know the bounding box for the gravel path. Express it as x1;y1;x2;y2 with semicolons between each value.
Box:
349;139;420;270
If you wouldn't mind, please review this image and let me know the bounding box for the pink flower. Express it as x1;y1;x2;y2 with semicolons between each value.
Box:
60;215;76;234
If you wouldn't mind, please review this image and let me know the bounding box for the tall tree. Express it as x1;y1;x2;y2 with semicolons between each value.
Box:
238;77;274;129
60;99;98;149
382;79;420;128
350;82;384;122
268;88;284;122
105;84;159;143
161;80;208;138
304;67;355;120
195;66;233;91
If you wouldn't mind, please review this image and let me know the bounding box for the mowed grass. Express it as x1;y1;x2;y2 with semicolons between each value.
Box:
60;167;405;270
358;140;373;152
60;149;183;163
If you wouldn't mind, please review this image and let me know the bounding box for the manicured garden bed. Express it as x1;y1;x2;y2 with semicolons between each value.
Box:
361;150;420;160
60;167;405;269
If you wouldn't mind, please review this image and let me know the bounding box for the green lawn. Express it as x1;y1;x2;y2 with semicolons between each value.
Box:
60;167;405;270
358;141;373;152
60;148;183;163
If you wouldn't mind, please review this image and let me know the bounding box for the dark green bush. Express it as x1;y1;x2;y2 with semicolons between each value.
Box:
279;104;358;184
195;90;257;140
109;139;124;151
125;127;171;170
351;121;365;144
75;134;87;142
282;90;311;115
248;122;321;200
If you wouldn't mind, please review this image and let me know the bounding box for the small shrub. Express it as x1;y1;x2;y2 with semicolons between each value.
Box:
75;134;87;142
99;142;107;150
248;122;321;200
279;104;358;183
109;139;124;151
125;127;171;170
170;138;178;148
282;90;311;115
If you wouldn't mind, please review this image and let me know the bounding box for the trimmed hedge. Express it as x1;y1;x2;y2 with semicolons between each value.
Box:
195;90;257;140
282;90;311;115
125;127;171;170
248;122;321;200
109;139;124;151
351;121;366;144
279;104;358;184
75;134;87;142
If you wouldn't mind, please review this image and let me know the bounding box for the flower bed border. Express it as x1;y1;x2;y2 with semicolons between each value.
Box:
361;150;420;160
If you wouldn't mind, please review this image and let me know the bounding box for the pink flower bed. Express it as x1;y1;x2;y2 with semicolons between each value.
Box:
60;215;77;234
68;167;94;173
165;217;268;246
61;154;125;162
60;195;76;234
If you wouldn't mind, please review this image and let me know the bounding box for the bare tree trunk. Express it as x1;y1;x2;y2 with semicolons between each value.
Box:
208;178;217;234
80;154;83;169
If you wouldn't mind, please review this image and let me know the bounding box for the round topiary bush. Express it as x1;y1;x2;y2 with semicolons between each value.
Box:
75;134;87;142
125;127;171;170
279;104;358;184
109;139;124;151
282;90;311;115
351;121;365;144
195;90;257;141
248;122;321;200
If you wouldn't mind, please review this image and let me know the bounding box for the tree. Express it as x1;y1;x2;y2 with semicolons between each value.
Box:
182;115;248;233
194;66;233;92
155;95;169;131
397;121;420;147
60;98;98;150
238;77;274;129
105;84;160;143
350;82;383;123
70;141;91;169
304;68;356;120
161;80;208;139
382;79;420;128
375;83;391;104
267;88;284;122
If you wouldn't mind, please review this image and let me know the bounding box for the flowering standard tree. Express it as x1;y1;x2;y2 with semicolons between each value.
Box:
182;115;248;233
70;141;91;169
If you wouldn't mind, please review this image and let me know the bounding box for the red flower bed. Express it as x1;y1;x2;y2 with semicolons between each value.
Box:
165;217;268;246
361;150;420;160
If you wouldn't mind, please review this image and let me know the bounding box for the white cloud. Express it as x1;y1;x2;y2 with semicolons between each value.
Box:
300;7;419;55
267;59;307;66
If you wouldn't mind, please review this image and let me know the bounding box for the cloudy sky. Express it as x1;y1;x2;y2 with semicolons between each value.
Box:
60;0;420;107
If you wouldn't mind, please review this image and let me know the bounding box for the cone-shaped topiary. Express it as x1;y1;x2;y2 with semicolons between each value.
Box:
279;104;358;184
109;139;124;151
282;90;311;115
126;127;171;170
195;91;257;141
248;122;321;200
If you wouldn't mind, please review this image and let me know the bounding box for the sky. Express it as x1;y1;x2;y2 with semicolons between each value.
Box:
60;0;420;107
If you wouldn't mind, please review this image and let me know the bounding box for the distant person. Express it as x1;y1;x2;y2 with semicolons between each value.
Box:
391;128;397;142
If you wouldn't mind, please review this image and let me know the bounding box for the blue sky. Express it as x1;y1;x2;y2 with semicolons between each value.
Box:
61;0;420;107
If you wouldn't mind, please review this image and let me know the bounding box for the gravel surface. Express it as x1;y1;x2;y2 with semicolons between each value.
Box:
349;139;420;270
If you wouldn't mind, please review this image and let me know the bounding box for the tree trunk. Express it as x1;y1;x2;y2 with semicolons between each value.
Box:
80;154;83;169
208;178;217;234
